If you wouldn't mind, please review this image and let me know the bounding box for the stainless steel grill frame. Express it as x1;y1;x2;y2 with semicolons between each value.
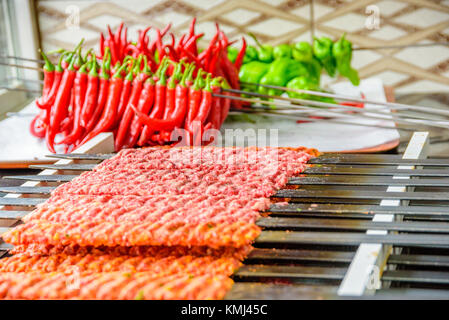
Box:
2;132;449;299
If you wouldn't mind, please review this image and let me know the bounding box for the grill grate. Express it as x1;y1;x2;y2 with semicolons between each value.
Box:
2;132;449;299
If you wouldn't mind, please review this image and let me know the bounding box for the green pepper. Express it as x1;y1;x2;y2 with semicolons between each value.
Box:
258;58;309;96
243;45;258;63
304;57;322;85
239;61;270;84
273;44;292;59
248;32;273;63
227;46;239;63
257;45;273;63
238;61;270;96
286;76;336;104
332;34;359;86
313;37;336;77
292;41;313;62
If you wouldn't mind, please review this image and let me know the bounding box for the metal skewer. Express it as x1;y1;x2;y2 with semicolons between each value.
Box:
238;82;449;117
0;54;44;64
220;89;447;123
217;93;449;130
0;61;43;72
228;110;412;132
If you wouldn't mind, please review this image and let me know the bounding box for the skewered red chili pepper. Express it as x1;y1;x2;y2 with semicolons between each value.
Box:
86;56;109;132
185;64;195;87
185;69;203;131
80;58;99;128
58;61;89;145
163;62;182;119
192;75;213;125
115;64;146;151
130;65;199;142
80;63;127;146
45;56;77;153
116;63;134;122
37;50;55;106
124;76;155;148
36;52;68;110
156;63;193;143
206;76;222;129
62;39;83;69
137;62;169;146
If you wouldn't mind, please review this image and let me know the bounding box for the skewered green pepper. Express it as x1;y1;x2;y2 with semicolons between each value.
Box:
292;41;313;62
273;44;292;59
313;37;336;77
286;76;336;104
332;34;360;85
243;45;258;63
258;58;309;96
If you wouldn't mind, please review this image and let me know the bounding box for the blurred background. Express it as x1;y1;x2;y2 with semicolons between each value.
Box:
1;0;449;154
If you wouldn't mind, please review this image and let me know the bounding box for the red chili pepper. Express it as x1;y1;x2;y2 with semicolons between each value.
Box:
163;62;182;119
185;69;203;131
36;53;68;110
184;33;204;55
149;23;171;52
124;77;155;148
37;50;55;106
137;62;169;146
45;56;77;153
114;22;124;51
206;77;222;129
79;58;99;128
207;42;222;74
234;37;246;70
99;33;105;57
116;65;134;122
30;110;48;138
121;27;128;59
192;74;213;127
58;62;89;145
219;51;242;109
80;63;127;146
86;53;110;132
115;68;146;151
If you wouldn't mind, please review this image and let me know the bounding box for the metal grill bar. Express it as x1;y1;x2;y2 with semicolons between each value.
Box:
234;265;346;281
46;153;114;160
246;248;354;263
0;198;46;206
256;231;449;247
0;187;55;194
0;211;30;219
274;190;449;201
309;156;449;166
29;164;96;171
257;217;449;233
2;175;77;182
304;166;449;177
382;270;449;284
288;176;449;187
269;203;449;216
